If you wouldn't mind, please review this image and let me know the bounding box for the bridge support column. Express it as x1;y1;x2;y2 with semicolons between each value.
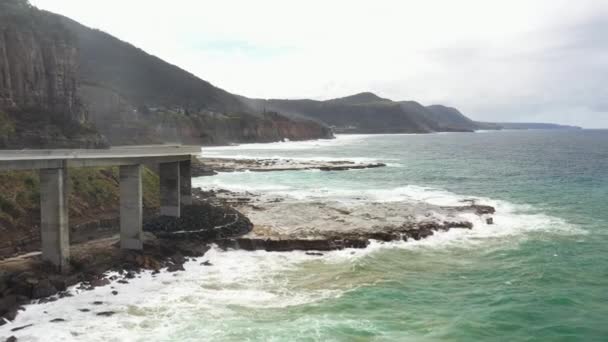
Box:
120;164;143;250
40;167;70;273
160;161;181;217
180;159;192;206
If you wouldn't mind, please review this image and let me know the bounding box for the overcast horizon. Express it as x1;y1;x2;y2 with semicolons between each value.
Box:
30;0;608;128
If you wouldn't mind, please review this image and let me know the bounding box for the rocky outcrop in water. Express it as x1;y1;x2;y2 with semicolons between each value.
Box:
193;188;497;252
192;157;386;175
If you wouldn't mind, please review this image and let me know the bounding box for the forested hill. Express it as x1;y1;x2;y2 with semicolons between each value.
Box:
243;92;489;133
0;0;333;148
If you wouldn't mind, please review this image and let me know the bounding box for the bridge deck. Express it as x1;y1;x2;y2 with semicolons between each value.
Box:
0;145;201;170
0;145;201;273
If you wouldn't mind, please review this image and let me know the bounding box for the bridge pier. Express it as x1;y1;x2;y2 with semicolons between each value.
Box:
119;164;143;250
160;161;181;217
40;167;70;273
180;159;192;206
1;145;199;272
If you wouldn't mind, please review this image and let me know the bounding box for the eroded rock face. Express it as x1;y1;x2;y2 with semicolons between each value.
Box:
0;24;79;115
194;187;496;252
0;1;106;148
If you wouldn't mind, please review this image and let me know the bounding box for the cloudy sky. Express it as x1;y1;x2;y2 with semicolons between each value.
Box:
31;0;608;127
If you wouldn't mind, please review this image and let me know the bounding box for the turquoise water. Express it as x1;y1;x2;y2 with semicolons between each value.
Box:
3;130;607;341
195;130;608;341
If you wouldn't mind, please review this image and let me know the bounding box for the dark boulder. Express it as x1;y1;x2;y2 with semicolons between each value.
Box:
31;279;58;299
10;324;33;332
144;203;253;241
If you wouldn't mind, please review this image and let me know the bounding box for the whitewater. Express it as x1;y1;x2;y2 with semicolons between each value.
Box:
2;131;607;341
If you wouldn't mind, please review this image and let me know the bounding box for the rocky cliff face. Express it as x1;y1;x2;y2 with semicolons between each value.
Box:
60;15;333;146
0;19;78;114
0;0;106;148
0;1;331;149
79;84;333;146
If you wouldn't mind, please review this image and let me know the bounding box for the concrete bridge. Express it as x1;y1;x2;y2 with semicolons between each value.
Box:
0;145;201;272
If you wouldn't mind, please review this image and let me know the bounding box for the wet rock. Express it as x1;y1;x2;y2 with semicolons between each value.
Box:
486;217;494;225
452;204;496;215
50;318;65;323
167;263;185;272
96;311;116;317
37;297;58;304
0;295;17;316
117;280;129;284
11;324;33;332
200;261;212;266
89;277;111;288
78;308;91;312
32;279;58;299
171;253;186;265
217;238;369;252
0;272;8;294
112;291;118;295
305;252;324;256
92;301;103;305
198;158;386;174
319;163;386;171
144;203;253;241
5;336;17;342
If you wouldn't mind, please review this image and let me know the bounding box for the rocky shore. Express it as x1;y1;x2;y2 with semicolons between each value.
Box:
0;159;497;336
192;157;386;176
194;188;496;252
0;201;252;329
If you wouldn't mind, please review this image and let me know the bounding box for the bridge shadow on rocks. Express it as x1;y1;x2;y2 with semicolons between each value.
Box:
144;203;253;240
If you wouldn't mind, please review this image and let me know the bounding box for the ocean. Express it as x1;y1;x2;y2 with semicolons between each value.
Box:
3;130;608;341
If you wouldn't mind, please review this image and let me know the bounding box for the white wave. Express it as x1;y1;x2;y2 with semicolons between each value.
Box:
0;182;585;341
194;179;586;245
200;153;384;163
202;135;366;154
0;247;346;342
193;175;294;192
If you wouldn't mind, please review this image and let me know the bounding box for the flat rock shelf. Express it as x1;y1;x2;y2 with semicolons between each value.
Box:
192;157;386;176
194;188;496;252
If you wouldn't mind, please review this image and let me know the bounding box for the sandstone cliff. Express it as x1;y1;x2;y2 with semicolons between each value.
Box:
0;0;332;148
59;14;333;146
0;0;105;148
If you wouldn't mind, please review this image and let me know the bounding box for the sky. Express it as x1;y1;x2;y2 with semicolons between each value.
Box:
30;0;608;128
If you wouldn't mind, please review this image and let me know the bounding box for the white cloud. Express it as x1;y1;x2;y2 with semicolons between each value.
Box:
30;0;608;127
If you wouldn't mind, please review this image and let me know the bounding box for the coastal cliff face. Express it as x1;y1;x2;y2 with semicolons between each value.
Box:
243;92;485;134
79;85;332;145
0;0;105;148
0;0;332;148
60;15;333;146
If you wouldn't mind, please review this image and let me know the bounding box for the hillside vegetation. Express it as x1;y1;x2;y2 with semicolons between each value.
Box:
0;167;160;258
244;92;488;133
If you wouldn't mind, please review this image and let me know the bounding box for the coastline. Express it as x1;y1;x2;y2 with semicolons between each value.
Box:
1;130;603;341
0;150;498;332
